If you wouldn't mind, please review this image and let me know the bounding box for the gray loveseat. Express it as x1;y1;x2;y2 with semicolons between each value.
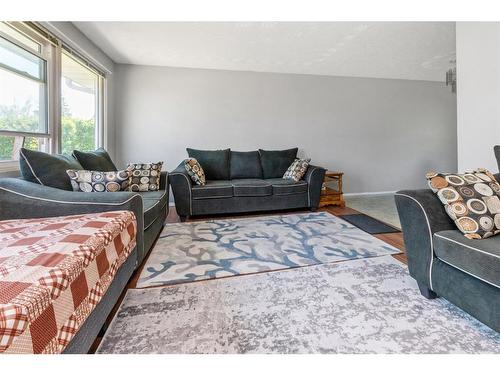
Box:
0;150;169;353
170;148;326;221
395;170;500;332
0;174;169;267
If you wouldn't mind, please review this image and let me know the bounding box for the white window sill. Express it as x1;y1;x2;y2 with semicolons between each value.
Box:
0;161;20;174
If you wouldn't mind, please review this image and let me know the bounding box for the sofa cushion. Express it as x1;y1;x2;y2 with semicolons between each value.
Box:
192;180;233;200
231;179;272;197
433;230;500;288
283;158;311;182
67;169;131;192
426;169;500;239
184;158;206;185
258;148;298;179
72;148;117;171
267;178;308;195
187;148;230;180
142;190;168;228
19;148;83;191
230;151;263;179
127;162;163;192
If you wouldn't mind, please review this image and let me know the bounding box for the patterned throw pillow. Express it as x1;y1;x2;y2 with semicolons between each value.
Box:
283;158;311;182
67;169;131;192
426;169;500;239
184;158;206;185
127;162;163;192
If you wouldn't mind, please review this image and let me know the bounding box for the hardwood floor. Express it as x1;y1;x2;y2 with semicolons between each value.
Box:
88;204;406;353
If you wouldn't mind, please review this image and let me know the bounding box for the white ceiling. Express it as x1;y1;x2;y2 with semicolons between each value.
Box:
73;22;456;82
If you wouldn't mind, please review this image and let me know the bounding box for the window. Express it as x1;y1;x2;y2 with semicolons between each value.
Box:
0;22;106;168
0;22;48;162
61;52;101;154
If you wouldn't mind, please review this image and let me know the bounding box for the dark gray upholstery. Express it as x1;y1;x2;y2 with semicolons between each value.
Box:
267;178;308;195
63;248;137;353
0;173;169;353
395;187;500;332
434;230;500;288
230;151;263;179
19;148;83;191
232;179;272;197
187;148;230;180
171;150;326;220
258;148;298;178
0;172;169;265
432;258;500;332
72;148;117;171
192;180;233;199
1;149;168;354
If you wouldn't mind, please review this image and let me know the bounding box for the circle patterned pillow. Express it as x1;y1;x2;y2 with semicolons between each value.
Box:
127;162;163;192
184;158;206;185
426;168;500;239
67;169;131;192
283;158;311;182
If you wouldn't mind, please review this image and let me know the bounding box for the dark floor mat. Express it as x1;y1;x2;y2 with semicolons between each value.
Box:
339;214;401;234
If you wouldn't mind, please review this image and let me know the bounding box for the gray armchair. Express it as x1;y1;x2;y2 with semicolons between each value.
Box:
395;172;500;332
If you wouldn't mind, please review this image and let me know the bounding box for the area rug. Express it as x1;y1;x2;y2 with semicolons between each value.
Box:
339;214;400;234
98;256;500;354
136;212;400;288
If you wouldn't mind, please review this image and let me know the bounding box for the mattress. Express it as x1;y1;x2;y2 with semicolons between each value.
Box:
0;210;137;354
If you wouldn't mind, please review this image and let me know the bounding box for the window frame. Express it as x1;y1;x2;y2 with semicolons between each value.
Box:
0;22;106;169
59;49;105;155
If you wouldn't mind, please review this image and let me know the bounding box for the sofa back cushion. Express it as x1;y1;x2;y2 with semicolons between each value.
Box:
258;148;298;179
187;148;230;180
230;151;263;179
19;148;83;191
72;148;117;171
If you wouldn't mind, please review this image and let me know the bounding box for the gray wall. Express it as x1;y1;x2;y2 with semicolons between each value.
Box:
456;22;500;173
114;64;457;194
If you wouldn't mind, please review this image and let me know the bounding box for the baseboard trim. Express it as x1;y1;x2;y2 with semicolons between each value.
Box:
344;191;396;197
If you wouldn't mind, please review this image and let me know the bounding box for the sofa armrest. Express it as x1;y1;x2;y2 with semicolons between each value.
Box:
0;178;144;263
394;189;455;290
170;162;192;217
159;171;169;191
305;165;326;209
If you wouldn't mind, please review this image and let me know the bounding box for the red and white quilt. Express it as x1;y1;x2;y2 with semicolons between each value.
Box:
0;210;137;354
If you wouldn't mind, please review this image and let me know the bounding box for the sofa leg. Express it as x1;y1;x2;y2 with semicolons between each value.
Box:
179;215;189;222
310;207;318;212
418;282;438;299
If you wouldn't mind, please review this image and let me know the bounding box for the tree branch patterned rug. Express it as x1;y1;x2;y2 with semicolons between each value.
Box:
137;212;400;288
98;256;500;354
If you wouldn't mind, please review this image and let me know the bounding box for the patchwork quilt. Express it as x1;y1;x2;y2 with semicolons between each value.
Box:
0;210;137;354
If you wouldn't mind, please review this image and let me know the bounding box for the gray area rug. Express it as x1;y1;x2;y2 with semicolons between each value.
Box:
98;256;500;354
137;212;400;288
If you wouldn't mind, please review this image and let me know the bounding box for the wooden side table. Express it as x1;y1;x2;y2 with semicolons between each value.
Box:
319;171;345;208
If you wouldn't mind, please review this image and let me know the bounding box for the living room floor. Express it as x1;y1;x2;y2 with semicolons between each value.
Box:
345;193;401;229
88;204;406;353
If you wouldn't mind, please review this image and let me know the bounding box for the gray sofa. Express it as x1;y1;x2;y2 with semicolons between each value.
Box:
395;172;500;332
170;148;326;220
0;173;169;266
0;152;169;353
